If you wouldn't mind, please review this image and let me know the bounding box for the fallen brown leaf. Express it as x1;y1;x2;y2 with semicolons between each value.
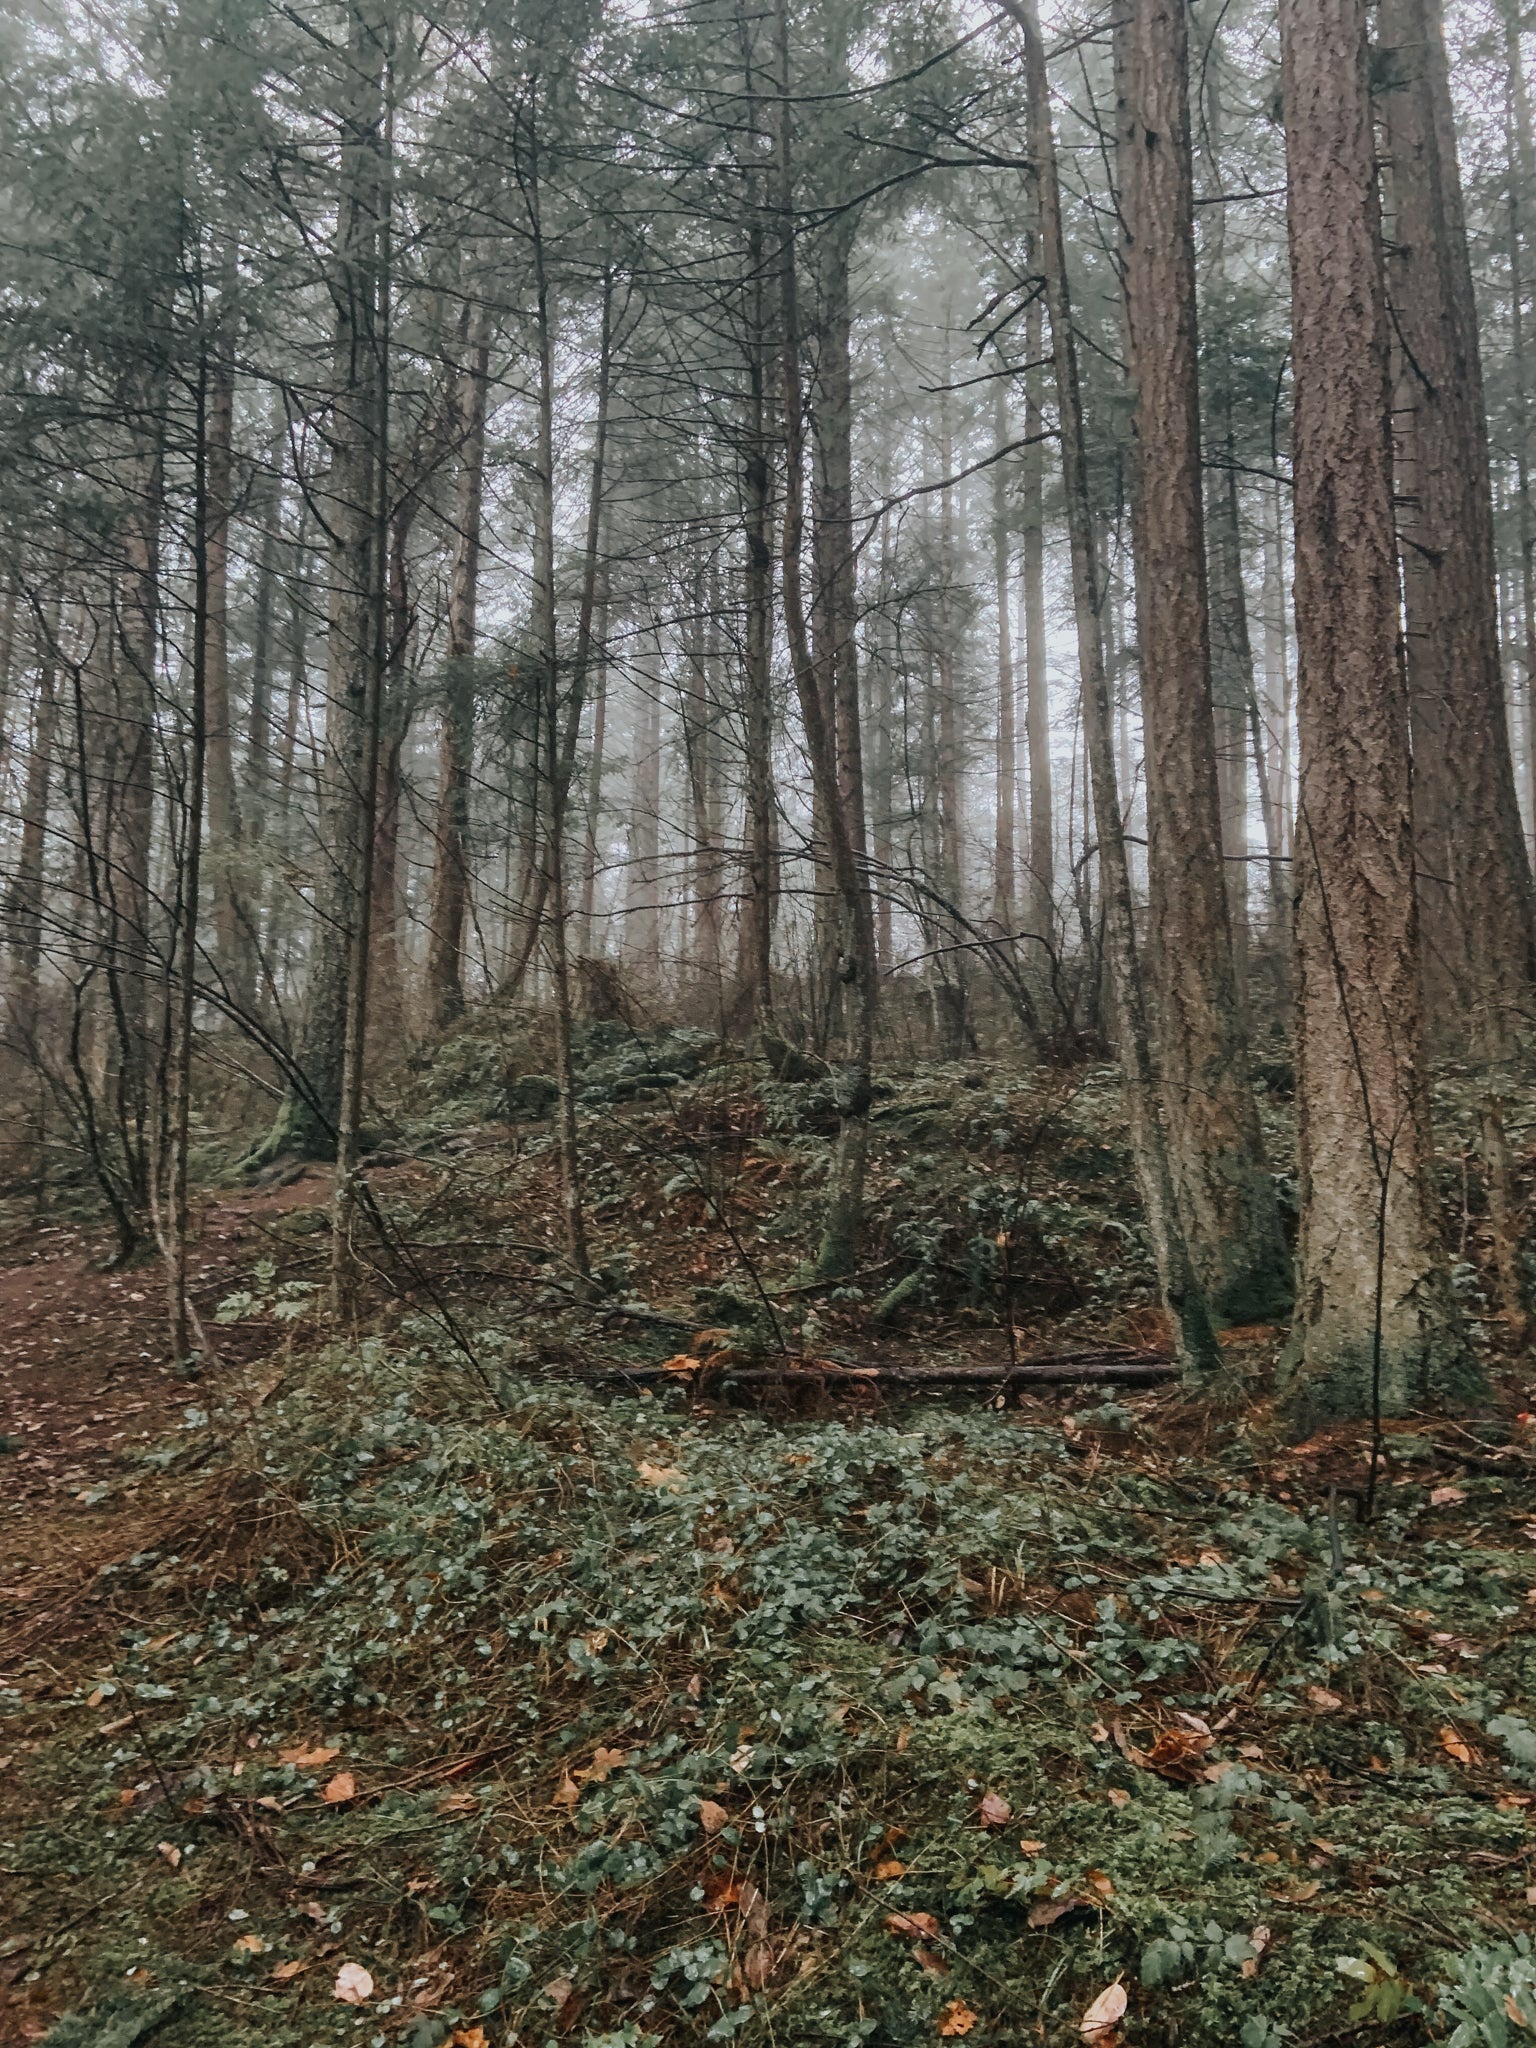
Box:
885;1910;942;1940
978;1790;1011;1828
1079;1980;1128;2041
1440;1724;1476;1765
937;1997;978;2036
321;1772;355;1805
1143;1727;1210;1782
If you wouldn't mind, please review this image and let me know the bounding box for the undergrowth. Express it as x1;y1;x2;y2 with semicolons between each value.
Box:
6;1331;1536;2046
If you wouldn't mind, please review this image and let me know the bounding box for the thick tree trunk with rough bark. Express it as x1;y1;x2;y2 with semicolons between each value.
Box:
1002;0;1220;1379
1277;0;1475;1420
1381;0;1536;1036
1115;0;1290;1324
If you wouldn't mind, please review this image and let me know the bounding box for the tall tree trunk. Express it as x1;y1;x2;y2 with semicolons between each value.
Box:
1000;0;1220;1379
368;498;415;1041
426;302;490;1031
1381;0;1536;1335
1505;1;1536;860
268;2;387;1166
5;609;60;1052
158;356;211;1366
110;357;167;1220
993;383;1018;939
775;0;877;1277
528;231;590;1289
624;664;663;987
577;566;610;958
245;417;284;844
1384;0;1536;1040
1277;0;1474;1419
683;559;724;1011
329;3;392;1301
1206;459;1254;992
1022;293;1055;971
203;283;252;1011
1114;0;1290;1323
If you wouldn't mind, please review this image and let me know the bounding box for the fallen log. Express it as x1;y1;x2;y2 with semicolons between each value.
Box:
570;1347;1176;1393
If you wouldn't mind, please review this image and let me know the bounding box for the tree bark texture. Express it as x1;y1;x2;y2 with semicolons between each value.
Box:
1002;0;1221;1379
1277;0;1475;1419
1381;0;1536;1049
1115;0;1290;1323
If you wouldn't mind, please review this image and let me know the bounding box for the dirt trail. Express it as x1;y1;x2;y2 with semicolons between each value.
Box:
0;1170;334;1649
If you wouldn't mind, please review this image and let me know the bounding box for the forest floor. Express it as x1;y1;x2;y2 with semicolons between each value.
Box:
4;1021;1536;2048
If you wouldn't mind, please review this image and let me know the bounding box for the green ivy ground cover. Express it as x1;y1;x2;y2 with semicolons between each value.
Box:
6;1336;1536;2048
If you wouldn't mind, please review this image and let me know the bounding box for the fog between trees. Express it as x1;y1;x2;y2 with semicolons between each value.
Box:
0;0;1531;1423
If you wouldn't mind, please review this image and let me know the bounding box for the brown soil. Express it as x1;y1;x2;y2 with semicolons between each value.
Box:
0;1169;337;1669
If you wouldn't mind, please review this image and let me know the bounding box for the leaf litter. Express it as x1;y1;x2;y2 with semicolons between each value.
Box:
7;1054;1536;2042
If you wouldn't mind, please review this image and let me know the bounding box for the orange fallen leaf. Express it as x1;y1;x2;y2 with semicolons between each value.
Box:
1430;1485;1467;1507
1440;1724;1476;1765
553;1773;580;1808
438;1790;478;1813
885;1910;942;1940
322;1772;355;1805
1019;1838;1045;1855
279;1744;340;1768
978;1790;1011;1828
156;1841;182;1869
635;1460;686;1490
895;1725;911;1753
874;1857;907;1880
1305;1686;1342;1714
333;1962;374;2005
450;2030;490;2048
1105;1788;1131;1809
270;1958;307;1983
1085;1869;1115;1899
1079;1980;1128;2040
1144;1727;1210;1783
660;1354;703;1375
699;1798;729;1834
578;1746;627;1785
1268;1879;1321;1903
913;1945;950;1978
233;1934;266;1955
937;1997;978;2036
